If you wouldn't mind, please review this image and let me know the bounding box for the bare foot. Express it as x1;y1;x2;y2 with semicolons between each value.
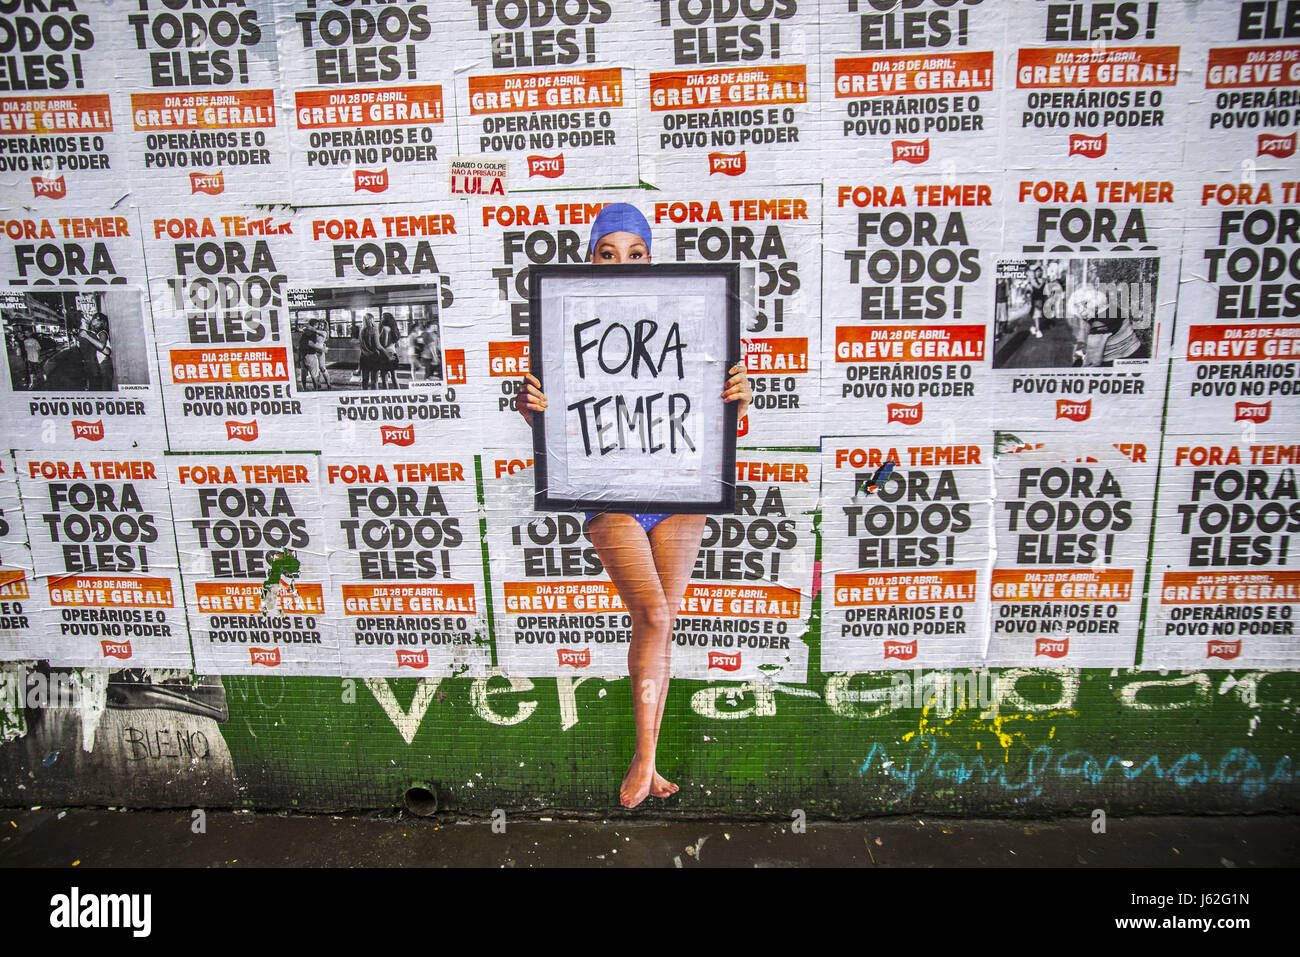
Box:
620;753;655;808
649;771;678;798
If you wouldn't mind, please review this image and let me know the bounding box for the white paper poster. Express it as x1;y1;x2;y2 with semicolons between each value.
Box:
649;185;821;448
821;434;993;670
822;170;998;436
290;200;479;454
984;431;1158;667
0;287;165;450
638;0;820;187
1144;435;1300;670
275;0;455;204
321;454;490;678
16;451;186;668
169;454;338;675
143;205;316;450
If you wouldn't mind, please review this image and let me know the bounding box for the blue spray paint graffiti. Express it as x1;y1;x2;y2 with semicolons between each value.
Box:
859;741;1295;800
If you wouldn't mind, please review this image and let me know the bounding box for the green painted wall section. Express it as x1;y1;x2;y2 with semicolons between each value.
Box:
215;668;1298;815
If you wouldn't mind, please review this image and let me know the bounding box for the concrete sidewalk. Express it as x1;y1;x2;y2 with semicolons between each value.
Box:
1;808;1296;867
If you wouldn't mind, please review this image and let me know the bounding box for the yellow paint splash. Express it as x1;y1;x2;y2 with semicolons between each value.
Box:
898;694;1080;761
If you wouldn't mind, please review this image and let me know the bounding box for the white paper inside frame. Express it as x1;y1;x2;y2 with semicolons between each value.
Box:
537;271;730;508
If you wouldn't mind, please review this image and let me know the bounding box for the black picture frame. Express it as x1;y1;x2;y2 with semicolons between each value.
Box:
528;262;739;514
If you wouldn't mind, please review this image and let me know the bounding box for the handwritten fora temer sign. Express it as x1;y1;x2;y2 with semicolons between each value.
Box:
564;299;697;461
532;265;737;512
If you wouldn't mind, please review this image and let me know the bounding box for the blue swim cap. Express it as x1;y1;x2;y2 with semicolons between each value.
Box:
587;203;652;257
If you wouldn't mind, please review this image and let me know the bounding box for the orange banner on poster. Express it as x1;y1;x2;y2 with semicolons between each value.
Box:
47;575;174;608
0;569;29;600
341;583;476;615
1206;46;1300;88
681;583;800;618
468;68;622;114
836;325;985;362
650;65;807;110
170;348;290;384
1016;47;1180;88
0;95;112;134
1161;571;1300;604
132;90;276;130
745;337;809;374
195;581;324;614
835;569;978;605
1186;324;1300;361
295;85;444;128
488;340;529;376
504;581;625;613
835;51;993;98
992;568;1134;602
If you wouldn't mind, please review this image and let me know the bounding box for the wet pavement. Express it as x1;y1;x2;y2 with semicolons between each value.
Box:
1;808;1296;867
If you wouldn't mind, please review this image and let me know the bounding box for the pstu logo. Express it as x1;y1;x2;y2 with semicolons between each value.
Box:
527;154;564;177
190;171;224;195
381;424;415;446
557;647;590;667
892;138;929;163
1235;400;1271;423
355;168;389;192
708;151;746;175
1035;637;1069;658
1056;399;1092;422
49;886;151;937
71;419;104;441
1207;640;1241;660
396;649;428;669
101;640;132;660
708;651;741;671
1258;132;1297;158
226;419;258;441
250;647;281;667
887;402;922;425
1068;133;1107;157
883;640;917;661
32;174;66;198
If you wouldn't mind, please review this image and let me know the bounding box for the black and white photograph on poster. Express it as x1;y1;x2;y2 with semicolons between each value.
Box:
294;202;476;454
821;171;998;436
1003;0;1194;171
169;454;339;676
637;0;819;187
820;434;993;671
321;454;490;678
0;288;165;449
1143;435;1300;671
287;284;443;392
819;0;1006;173
529;263;739;513
1166;177;1300;437
15;452;187;668
275;0;455;205
984;431;1158;668
0;4;126;206
143;206;316;451
993;257;1156;367
107;0;294;205
992;255;1168;430
0;207;147;287
1181;2;1300;172
648;186;821;448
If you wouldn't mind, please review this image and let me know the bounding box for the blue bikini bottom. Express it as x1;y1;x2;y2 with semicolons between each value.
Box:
584;513;669;534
